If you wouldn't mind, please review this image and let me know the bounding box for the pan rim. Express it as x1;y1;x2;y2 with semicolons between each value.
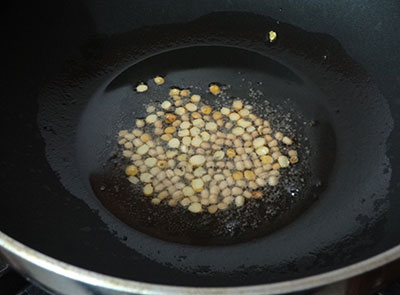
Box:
1;231;400;294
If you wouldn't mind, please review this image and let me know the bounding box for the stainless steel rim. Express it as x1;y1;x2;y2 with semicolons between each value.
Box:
1;231;400;295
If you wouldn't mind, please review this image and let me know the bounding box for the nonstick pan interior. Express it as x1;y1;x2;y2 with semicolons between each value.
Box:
1;0;400;288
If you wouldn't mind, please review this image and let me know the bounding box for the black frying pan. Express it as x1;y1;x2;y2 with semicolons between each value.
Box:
1;0;400;291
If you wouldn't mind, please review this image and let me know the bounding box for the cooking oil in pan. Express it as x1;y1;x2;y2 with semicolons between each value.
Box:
40;11;339;246
87;45;333;246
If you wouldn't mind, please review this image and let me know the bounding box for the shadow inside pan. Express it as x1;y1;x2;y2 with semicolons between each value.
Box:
81;46;335;245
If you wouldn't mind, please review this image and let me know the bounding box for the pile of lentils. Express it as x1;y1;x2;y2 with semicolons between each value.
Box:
117;77;299;214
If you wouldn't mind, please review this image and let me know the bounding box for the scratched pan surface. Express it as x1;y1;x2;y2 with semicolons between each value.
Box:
1;0;400;288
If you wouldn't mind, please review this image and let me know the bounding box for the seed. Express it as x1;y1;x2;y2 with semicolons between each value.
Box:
254;118;263;126
166;150;178;158
118;138;127;146
272;151;282;160
168;199;178;207
208;194;217;204
143;184;153;195
175;100;183;106
237;119;252;128
231;187;243;195
157;160;167;169
268;30;277;42
151;197;161;205
175;107;186;116
189;155;206;166
128;175;139;184
163;126;175;134
153;120;163;128
160;100;172;110
125;165;138;176
146;106;156;114
235;161;245;171
290;156;299;164
164;113;177;123
144;157;158;168
212;112;222;120
168;138;180;149
217;203;228;210
188;202;202;213
191;178;204;192
190;94;201;103
288;150;298;157
268;175;279;186
282;136;293;145
252;191;263;199
232;100;243;111
169;88;180;96
247;126;256;133
278;155;290;168
124;141;133;149
161;134;172;141
243;160;252;169
180;198;191;207
193;167;206;178
189;126;200;137
156;191;168;201
205;122;217;132
153;76;165;85
236;148;245;155
244;170;256;180
223;196;234;205
139;133;151;143
191;136;202;147
209;84;221;95
243;190;252;199
136;144;149;155
179;89;190;97
256;178;266;186
132;129;143;137
260;155;273;164
253;137;266;149
133;120;144;129
263;128;272;135
232;127;245;136
193;118;205;128
178;129;190;137
218;107;230;116
272;163;281;170
145;114;157;124
212;151;224;161
183;186;195;197
256;146;269;156
200;105;212;115
208;205;218;214
136;83;148;93
268;139;278;147
181;137;191;146
119;130;129;137
217;186;229;196
232;171;243;180
274;132;283;141
229;113;240;121
185;103;197;112
140;172;153;182
139;165;147;173
238;109;250;117
225;122;233;130
235;196;245;207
